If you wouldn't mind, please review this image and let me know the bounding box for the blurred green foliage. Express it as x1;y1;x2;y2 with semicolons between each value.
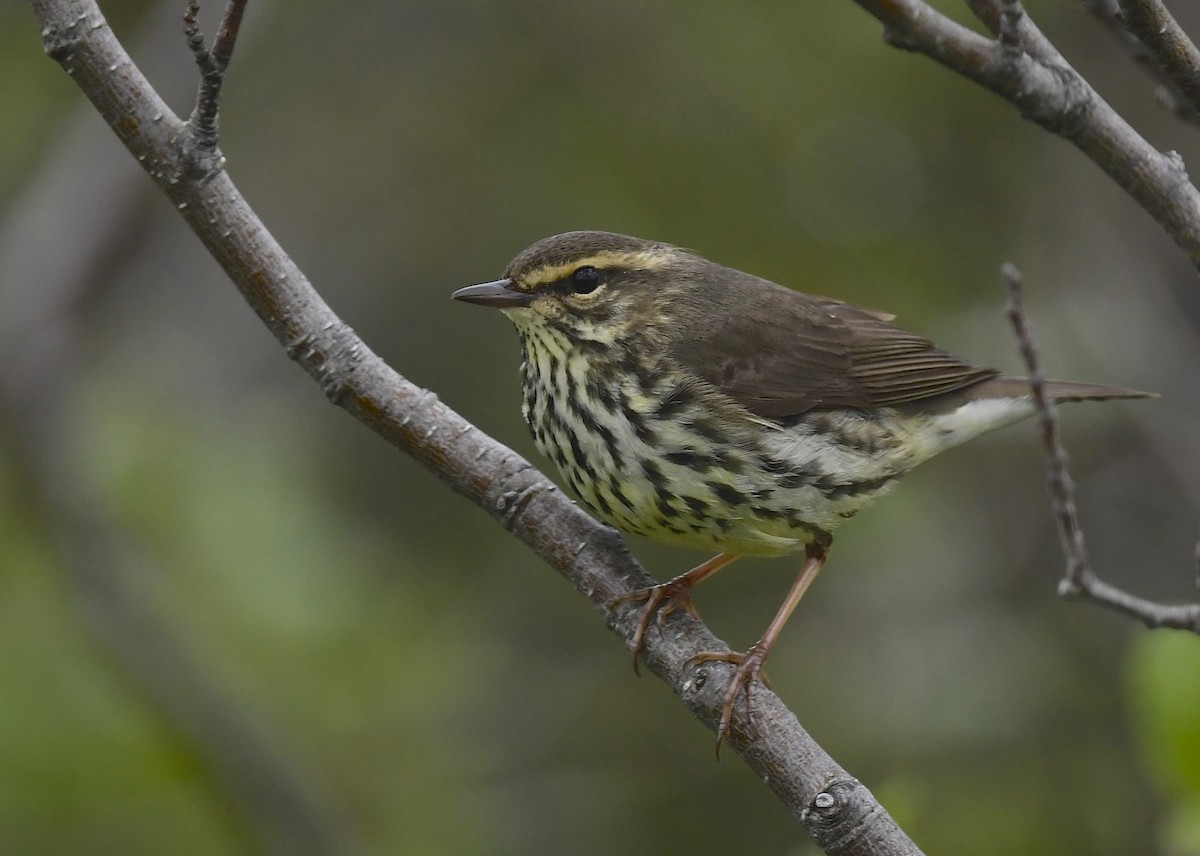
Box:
4;1;1200;854
1129;633;1200;856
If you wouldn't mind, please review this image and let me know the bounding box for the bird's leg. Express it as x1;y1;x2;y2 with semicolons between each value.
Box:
691;542;829;752
612;552;739;675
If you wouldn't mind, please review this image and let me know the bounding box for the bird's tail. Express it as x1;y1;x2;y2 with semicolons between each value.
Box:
976;376;1156;402
894;375;1152;466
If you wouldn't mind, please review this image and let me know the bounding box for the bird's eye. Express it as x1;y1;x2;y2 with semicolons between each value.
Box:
568;266;603;295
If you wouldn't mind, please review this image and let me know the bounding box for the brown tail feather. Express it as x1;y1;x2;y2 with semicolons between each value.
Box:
978;376;1156;402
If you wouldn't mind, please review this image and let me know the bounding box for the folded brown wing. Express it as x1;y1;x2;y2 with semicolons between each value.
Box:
669;273;997;419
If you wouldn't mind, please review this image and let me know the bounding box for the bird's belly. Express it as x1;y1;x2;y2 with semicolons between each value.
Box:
522;363;906;557
546;431;899;557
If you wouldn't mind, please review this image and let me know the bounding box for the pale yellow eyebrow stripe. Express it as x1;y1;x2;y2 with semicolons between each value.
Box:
519;248;673;288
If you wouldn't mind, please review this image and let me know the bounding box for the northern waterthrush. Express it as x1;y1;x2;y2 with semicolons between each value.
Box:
452;230;1149;742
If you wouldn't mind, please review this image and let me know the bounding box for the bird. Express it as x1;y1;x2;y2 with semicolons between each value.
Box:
451;230;1150;746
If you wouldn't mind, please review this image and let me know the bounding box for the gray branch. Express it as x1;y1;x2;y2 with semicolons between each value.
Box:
1085;0;1200;123
1116;0;1200;116
850;0;1200;269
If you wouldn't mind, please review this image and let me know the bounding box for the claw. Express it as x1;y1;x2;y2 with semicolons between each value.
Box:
610;553;739;675
613;578;700;676
690;644;771;756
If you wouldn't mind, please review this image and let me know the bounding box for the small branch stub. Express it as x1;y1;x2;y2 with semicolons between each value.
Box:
802;779;894;855
997;0;1025;52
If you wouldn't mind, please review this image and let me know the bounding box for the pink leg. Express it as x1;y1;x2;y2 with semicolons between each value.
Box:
691;545;829;752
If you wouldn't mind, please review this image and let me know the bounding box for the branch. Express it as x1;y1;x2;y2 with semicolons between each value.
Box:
1084;0;1200;124
1116;0;1200;117
26;1;923;853
1003;263;1200;632
850;0;1200;270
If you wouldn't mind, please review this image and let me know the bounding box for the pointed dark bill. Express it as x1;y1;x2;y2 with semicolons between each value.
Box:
451;279;535;308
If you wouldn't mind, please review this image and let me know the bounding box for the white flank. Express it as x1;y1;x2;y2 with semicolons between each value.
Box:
920;397;1036;458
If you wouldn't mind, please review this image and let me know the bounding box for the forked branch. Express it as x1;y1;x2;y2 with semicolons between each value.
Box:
183;0;247;156
1003;264;1200;633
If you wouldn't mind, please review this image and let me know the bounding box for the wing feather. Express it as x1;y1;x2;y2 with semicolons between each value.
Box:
667;268;995;418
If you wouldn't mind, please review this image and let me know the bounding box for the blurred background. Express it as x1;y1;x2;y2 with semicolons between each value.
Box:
4;0;1200;853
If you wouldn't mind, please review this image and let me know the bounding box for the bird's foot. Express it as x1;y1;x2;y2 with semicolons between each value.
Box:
612;576;702;676
689;643;773;755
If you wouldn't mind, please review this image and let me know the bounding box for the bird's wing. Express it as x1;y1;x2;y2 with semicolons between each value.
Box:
668;273;996;419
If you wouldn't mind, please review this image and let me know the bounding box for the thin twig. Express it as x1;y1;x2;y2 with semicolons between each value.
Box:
210;0;247;69
1003;264;1090;589
183;1;206;64
1003;263;1200;633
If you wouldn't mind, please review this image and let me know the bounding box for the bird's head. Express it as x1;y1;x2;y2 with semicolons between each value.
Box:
453;231;704;345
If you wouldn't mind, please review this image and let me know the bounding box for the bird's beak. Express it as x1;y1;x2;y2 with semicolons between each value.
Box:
451;278;535;308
